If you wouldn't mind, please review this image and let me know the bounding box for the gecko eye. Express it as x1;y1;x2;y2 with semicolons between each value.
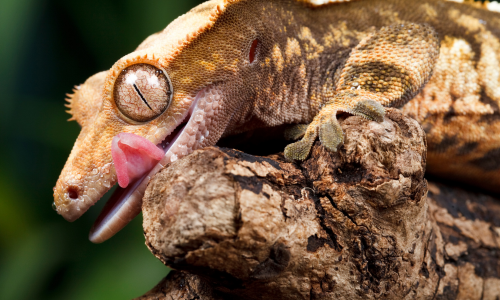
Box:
114;64;173;122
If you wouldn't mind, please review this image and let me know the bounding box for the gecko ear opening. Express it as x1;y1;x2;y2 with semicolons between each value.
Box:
249;39;259;64
114;64;173;123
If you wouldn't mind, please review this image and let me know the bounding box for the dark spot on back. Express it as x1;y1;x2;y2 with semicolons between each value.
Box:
443;106;456;125
479;90;499;112
429;182;500;226
471;148;500;171
479;112;500;124
428;135;458;153
478;91;500;124
456;142;479;156
318;48;351;88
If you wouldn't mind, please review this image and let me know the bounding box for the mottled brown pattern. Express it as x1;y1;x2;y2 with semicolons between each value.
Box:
339;23;439;107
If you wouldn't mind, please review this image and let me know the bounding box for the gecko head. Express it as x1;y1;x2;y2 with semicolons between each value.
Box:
53;0;271;243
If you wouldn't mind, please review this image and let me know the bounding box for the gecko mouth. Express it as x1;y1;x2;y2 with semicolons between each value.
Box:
88;122;186;243
88;84;221;243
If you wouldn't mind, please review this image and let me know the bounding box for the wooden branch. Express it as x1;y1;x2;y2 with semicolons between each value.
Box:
136;109;500;300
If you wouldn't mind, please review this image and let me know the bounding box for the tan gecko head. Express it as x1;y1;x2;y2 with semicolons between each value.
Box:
53;0;290;243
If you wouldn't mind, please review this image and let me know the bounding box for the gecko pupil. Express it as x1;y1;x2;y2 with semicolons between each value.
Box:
249;39;259;63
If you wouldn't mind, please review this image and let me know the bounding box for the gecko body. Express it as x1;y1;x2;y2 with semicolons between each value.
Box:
54;0;500;242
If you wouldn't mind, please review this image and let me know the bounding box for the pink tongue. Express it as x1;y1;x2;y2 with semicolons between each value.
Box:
111;133;164;188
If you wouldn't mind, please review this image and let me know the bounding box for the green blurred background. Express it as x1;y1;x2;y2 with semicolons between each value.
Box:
0;0;203;299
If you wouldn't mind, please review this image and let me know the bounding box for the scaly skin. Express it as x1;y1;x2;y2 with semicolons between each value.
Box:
54;0;500;242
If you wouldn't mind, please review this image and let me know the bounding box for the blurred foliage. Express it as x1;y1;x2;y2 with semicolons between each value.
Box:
0;0;203;299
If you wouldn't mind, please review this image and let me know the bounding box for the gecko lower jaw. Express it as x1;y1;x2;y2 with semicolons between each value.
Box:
88;84;221;243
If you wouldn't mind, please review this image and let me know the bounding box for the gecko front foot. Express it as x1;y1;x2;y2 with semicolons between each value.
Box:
284;22;439;161
284;97;385;161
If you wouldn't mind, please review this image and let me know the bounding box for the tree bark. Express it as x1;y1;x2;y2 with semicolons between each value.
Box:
136;109;500;300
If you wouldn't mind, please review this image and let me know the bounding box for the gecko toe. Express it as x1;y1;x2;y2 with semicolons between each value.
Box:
284;125;318;161
319;117;343;152
284;139;314;161
352;99;385;122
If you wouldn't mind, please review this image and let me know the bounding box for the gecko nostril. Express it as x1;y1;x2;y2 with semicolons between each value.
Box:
67;186;79;200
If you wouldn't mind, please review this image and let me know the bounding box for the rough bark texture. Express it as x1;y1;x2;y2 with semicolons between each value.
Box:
136;109;500;300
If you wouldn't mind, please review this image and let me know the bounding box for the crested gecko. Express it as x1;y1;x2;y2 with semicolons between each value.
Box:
54;0;500;243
